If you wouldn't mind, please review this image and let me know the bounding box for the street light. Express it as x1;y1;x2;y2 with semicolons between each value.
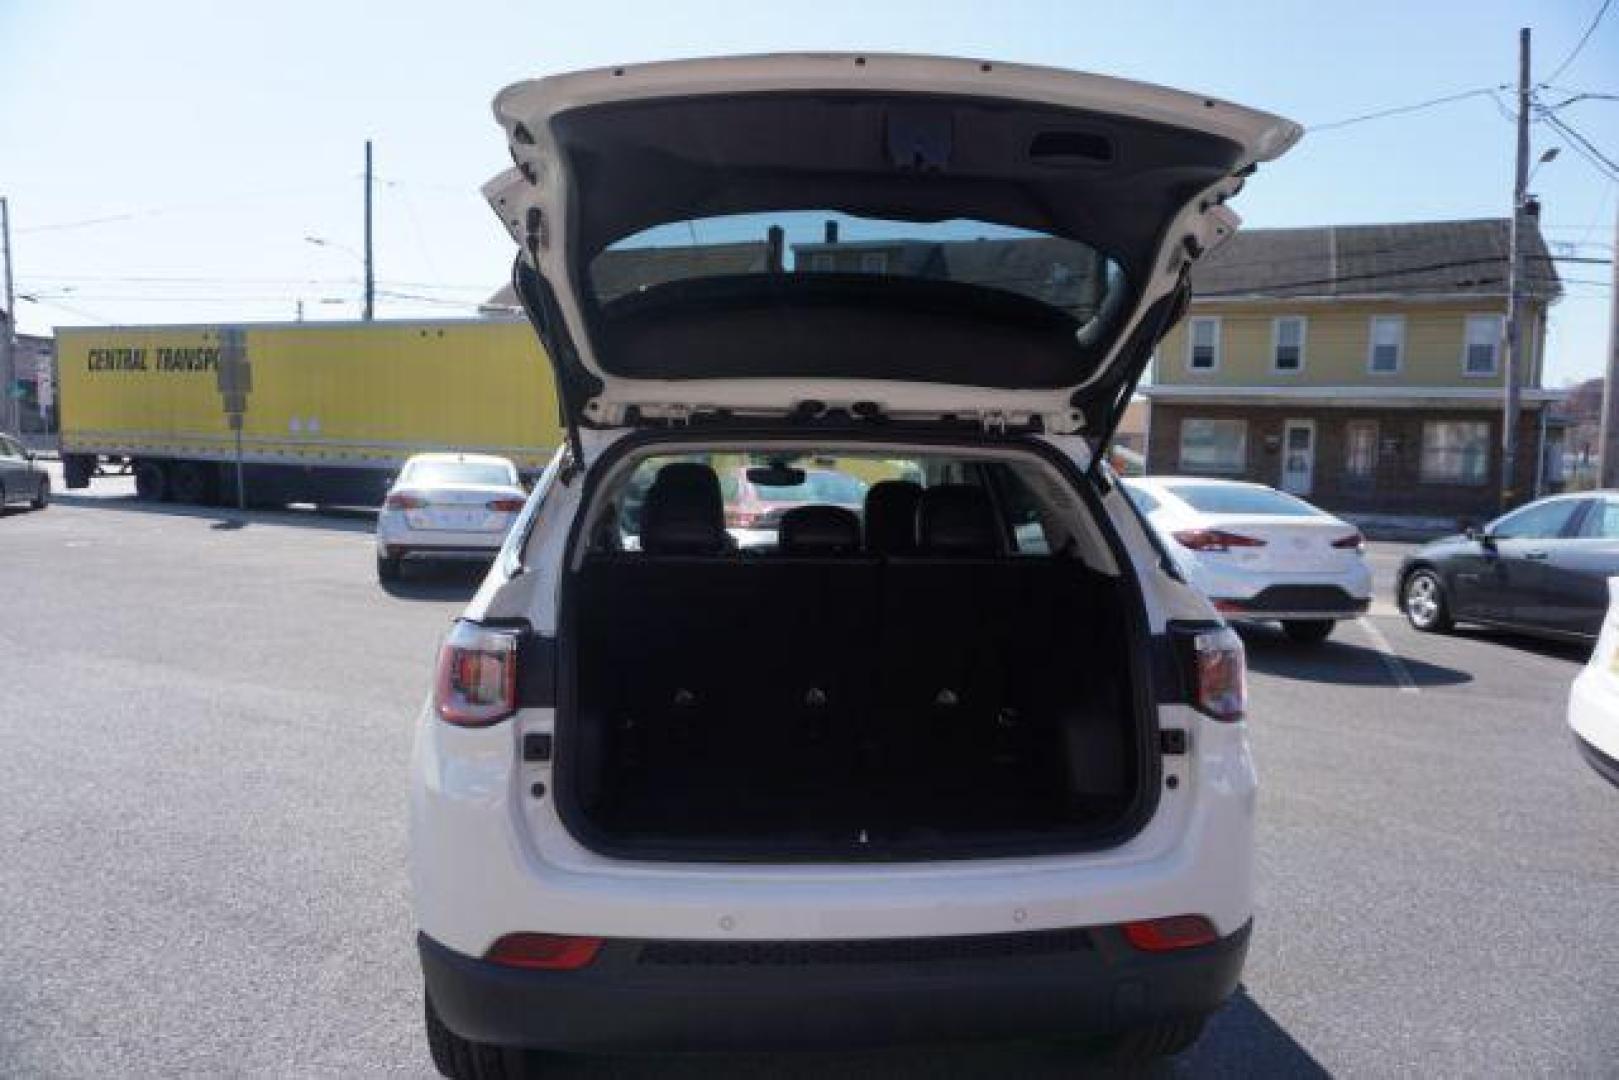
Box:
1527;147;1560;187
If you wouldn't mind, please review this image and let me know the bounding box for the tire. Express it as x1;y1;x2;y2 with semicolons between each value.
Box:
1401;568;1453;633
377;553;403;583
168;461;215;505
1092;1014;1209;1065
30;476;49;510
425;996;527;1080
1282;619;1334;644
133;460;168;501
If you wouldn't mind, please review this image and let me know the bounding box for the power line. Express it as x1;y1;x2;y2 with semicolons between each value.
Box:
1546;0;1615;85
1308;87;1505;133
1543;112;1619;179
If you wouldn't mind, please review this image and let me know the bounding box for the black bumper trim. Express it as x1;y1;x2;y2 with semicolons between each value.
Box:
1575;732;1619;789
419;921;1250;1052
1218;584;1367;616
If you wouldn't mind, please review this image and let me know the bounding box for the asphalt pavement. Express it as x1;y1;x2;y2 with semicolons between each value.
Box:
1;482;1615;1077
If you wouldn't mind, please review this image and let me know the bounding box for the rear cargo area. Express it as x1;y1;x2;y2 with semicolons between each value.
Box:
560;461;1151;861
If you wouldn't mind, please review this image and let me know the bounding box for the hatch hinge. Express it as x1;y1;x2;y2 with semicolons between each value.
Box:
979;411;1009;435
664;404;694;427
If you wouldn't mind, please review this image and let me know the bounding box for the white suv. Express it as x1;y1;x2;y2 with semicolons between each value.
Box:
410;53;1298;1075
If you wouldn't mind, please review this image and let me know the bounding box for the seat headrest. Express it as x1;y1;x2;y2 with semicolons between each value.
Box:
864;479;923;555
918;484;1001;555
778;505;861;555
639;462;729;555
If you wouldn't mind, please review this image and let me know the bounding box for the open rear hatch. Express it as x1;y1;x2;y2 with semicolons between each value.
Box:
484;53;1300;458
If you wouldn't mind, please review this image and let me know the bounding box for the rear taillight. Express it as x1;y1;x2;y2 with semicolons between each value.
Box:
724;508;760;528
1172;528;1266;552
434;620;519;726
1122;915;1218;953
1174;624;1246;721
487;498;526;512
485;933;604;971
385;493;426;510
1331;530;1365;552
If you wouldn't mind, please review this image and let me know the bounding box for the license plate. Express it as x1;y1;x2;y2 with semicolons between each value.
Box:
408;509;488;531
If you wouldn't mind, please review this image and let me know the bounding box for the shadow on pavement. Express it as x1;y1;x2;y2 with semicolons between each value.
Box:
378;559;488;602
503;988;1324;1079
49;492;377;535
1241;623;1471;689
1448;625;1592;664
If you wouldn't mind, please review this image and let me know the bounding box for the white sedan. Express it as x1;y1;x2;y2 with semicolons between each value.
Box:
1567;577;1619;789
376;453;528;582
1124;477;1372;644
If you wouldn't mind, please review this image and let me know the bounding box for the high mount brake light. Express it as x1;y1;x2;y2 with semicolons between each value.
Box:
1173;624;1246;721
385;493;427;510
1331;530;1365;551
1172;528;1266;552
435;621;519;726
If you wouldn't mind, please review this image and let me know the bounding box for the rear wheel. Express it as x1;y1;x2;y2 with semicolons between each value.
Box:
1282;619;1334;644
1401;569;1453;632
377;552;403;583
425;995;531;1080
133;460;168;501
30;476;49;510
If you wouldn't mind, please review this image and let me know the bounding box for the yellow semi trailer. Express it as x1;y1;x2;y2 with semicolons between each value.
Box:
56;318;563;506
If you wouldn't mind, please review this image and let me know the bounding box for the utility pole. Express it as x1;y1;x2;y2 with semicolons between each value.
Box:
1600;202;1619;489
1;197;16;434
1501;27;1531;511
364;137;375;320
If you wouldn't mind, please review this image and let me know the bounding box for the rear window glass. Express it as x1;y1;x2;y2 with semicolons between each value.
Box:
403;460;514;487
1162;483;1318;517
591;210;1126;329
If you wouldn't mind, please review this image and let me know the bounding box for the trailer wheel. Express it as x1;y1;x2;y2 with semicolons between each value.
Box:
169;462;216;505
133;461;168;502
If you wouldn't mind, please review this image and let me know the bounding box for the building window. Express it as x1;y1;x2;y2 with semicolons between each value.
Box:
809;253;836;273
1345;420;1379;478
1368;315;1405;374
1186;317;1221;371
1463;314;1502;376
859;252;888;274
1272;316;1306;372
1179;417;1247;473
1420;420;1490;485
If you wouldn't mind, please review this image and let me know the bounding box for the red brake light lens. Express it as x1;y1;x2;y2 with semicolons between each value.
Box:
434;621;519;726
485;933;604;971
1331;530;1365;552
487;498;526;512
1176;625;1246;721
724;508;760;528
1172;528;1266;552
385;493;426;510
1122;915;1218;953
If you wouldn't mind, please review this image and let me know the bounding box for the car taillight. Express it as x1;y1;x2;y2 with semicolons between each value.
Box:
487;498;526;512
385;493;426;510
485;933;604;971
1331;530;1365;552
1172;528;1267;552
434;620;519;726
1122;915;1218;953
724;508;760;528
1174;624;1246;721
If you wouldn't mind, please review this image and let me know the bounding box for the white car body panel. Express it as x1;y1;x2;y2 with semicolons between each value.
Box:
1568;577;1619;782
410;433;1258;956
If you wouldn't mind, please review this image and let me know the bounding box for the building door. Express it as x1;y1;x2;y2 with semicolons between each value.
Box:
1281;419;1315;495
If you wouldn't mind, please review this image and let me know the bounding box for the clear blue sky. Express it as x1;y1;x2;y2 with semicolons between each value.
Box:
2;0;1614;382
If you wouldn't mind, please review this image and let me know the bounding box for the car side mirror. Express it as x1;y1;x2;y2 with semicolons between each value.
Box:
1465;524;1495;547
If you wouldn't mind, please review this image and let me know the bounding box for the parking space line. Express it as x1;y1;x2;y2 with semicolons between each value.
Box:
1356;616;1420;694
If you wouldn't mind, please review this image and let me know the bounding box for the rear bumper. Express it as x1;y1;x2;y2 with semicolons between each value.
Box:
1213;584;1369;621
419;921;1250;1052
